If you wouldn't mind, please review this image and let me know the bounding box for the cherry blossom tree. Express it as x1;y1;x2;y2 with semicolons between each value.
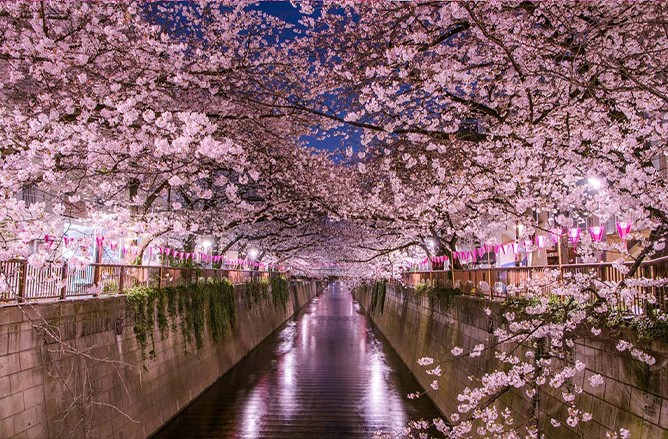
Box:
1;1;667;437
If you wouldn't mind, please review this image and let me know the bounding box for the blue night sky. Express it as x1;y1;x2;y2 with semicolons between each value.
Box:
253;1;355;155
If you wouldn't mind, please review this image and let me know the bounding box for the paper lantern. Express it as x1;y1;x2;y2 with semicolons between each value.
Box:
535;235;548;249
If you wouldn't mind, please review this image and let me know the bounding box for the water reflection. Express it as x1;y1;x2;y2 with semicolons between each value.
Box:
154;281;441;438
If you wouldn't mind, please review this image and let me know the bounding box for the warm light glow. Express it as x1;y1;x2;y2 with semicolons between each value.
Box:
587;177;603;190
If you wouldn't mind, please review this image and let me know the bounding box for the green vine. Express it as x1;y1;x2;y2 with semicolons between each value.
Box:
369;280;387;315
207;278;236;342
243;278;269;308
125;279;238;358
126;286;150;358
415;280;462;309
271;275;290;310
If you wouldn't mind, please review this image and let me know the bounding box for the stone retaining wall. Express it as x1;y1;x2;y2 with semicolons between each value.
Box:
0;280;323;438
354;284;668;438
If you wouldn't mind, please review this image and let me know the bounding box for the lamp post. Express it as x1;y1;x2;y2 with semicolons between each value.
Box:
514;223;524;267
202;240;212;268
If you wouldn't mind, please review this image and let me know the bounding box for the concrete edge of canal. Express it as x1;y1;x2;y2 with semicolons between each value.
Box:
0;279;326;439
353;283;668;439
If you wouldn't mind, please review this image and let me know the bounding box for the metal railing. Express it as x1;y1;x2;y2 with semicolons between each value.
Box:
0;261;284;302
403;256;668;313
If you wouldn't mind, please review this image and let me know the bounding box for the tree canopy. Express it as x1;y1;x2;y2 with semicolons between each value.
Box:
0;0;666;274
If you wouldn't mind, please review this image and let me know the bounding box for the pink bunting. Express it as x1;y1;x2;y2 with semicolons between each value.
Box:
44;235;55;247
589;226;604;242
550;228;563;244
568;228;581;245
616;221;632;240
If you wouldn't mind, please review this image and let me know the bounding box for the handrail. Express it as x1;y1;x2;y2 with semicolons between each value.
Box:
407;254;668;274
0;260;286;302
402;255;668;313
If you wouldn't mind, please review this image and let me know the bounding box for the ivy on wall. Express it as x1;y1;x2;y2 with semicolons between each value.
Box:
415;281;462;308
271;275;290;310
126;279;236;358
243;278;269;307
369;280;387;315
126;276;292;358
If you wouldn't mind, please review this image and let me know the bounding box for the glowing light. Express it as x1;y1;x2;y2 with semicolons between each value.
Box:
587;177;603;190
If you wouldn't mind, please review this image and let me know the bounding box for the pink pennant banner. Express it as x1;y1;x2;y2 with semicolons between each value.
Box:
589;226;604;242
568;228;581;245
44;235;55;247
616;221;632;240
550;228;563;244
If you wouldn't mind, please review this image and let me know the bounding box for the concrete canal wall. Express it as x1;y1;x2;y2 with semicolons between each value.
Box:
0;279;323;438
354;283;668;438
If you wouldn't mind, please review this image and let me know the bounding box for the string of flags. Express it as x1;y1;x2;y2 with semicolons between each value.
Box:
40;235;287;270
408;222;633;267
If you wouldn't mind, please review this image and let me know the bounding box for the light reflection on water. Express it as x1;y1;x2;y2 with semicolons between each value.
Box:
154;281;441;438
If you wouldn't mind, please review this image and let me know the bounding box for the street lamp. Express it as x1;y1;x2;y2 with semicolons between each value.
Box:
587;176;603;190
202;240;212;267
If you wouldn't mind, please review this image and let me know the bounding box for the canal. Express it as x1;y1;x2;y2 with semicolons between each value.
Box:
154;281;442;438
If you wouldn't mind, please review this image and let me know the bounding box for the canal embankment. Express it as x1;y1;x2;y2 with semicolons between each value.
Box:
0;278;324;438
154;282;442;438
353;282;668;438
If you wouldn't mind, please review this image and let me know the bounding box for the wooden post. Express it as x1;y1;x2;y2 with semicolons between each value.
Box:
488;266;493;299
17;261;27;302
158;264;164;290
60;262;68;300
119;266;125;294
93;243;102;286
557;237;564;282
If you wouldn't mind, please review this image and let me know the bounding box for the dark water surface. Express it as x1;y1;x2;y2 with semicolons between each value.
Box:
153;282;441;438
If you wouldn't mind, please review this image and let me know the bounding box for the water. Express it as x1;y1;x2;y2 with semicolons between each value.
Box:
153;282;442;438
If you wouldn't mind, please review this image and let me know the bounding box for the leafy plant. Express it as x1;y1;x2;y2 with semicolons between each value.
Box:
369;280;387;315
413;281;461;308
271;275;290;310
243;278;269;307
126;279;242;357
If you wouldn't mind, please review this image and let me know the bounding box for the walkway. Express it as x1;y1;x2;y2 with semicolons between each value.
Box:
154;282;441;438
